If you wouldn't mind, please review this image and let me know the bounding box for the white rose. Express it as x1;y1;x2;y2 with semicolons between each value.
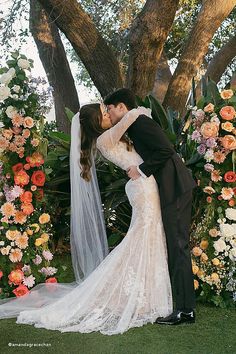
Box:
8;68;16;77
0;73;12;85
5;105;18;118
214;238;227;253
229;248;236;262
0;86;11;101
12;85;21;93
17;58;30;70
11;94;18;100
225;208;236;221
220;223;236;240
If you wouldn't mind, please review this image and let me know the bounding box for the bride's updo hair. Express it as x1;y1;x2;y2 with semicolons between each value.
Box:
79;103;105;181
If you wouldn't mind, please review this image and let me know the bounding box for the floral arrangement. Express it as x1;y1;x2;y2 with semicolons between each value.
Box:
0;52;57;298
189;88;236;306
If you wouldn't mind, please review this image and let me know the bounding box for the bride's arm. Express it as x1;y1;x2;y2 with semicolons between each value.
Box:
97;107;150;150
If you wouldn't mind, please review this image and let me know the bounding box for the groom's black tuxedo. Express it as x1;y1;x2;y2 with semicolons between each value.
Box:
127;114;196;310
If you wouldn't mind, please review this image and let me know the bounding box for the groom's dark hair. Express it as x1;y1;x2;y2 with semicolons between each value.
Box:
104;88;137;110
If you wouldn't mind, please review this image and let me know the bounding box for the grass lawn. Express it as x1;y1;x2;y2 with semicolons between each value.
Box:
1;255;235;354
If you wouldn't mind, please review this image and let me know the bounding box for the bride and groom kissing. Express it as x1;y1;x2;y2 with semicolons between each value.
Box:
0;88;197;335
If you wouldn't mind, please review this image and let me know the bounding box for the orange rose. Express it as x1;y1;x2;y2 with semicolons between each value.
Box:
204;103;215;113
8;269;24;285
221;135;236;150
20;191;33;203
14;170;30;186
200;122;219;139
224;171;236;183
229;199;235;207
220;89;234;100
219;106;235;121
21;203;34;215
0;270;3;279
12;163;24;174
12;284;30;297
31;170;46;186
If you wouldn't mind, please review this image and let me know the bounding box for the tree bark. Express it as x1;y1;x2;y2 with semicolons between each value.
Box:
163;0;236;113
152;52;172;103
37;0;123;98
127;0;179;98
30;1;80;134
205;35;236;83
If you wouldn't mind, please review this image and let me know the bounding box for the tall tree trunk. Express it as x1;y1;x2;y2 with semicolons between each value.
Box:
29;1;80;134
205;35;236;83
152;52;172;103
163;0;236;113
127;0;179;98
37;0;123;98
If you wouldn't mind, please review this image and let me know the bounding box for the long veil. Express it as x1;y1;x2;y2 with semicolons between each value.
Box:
0;111;109;318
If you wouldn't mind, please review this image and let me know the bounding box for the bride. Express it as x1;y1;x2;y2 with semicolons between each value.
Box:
0;103;172;335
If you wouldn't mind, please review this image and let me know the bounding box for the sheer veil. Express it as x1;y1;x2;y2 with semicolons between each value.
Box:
0;109;109;318
70;111;109;282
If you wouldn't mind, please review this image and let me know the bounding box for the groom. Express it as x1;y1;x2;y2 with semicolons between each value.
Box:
104;88;197;325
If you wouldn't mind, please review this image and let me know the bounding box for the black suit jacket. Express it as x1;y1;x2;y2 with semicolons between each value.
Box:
127;115;197;207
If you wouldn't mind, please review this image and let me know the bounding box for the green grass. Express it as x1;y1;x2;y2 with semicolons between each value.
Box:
1;254;235;354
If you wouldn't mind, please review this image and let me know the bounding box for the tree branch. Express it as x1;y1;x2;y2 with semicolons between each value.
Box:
127;0;179;98
37;0;123;97
205;35;236;83
30;1;80;133
163;0;236;113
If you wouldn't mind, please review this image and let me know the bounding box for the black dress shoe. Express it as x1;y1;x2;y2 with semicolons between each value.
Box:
155;310;195;325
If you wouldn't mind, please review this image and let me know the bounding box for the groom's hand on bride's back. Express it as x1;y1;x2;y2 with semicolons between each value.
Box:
127;166;141;180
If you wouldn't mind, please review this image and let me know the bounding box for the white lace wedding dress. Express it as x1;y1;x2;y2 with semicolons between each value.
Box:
0;111;172;335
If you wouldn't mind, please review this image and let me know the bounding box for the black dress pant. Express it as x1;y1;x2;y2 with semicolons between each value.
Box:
160;190;195;310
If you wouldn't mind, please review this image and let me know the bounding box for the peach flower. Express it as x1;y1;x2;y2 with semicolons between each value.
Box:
22;129;31;138
192;246;203;257
209;228;219;237
220;89;234;100
211;272;220;283
212;258;220;266
6;230;21;241
41;233;49;242
8;269;24;285
20;191;33;204
203;186;215;194
221;187;234;200
211;170;222;182
221;122;233;132
219;106;235;121
45;277;57;284
229;199;235;207
213;151;226;163
192;265;199;275
200;122;219;139
204;103;215;113
1;202;16;217
13;135;26;147
23;116;34;129
14;170;30;186
21;203;34;215
12;114;24;127
9;248;23;263
221;135;236;150
2;129;13;140
39;213;50;224
0;136;9;150
200;252;208;263
194;279;199;290
13;211;27;225
15;233;29;249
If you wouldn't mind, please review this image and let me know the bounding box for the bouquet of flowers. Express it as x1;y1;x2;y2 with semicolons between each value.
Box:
0;52;57;298
189;88;236;306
